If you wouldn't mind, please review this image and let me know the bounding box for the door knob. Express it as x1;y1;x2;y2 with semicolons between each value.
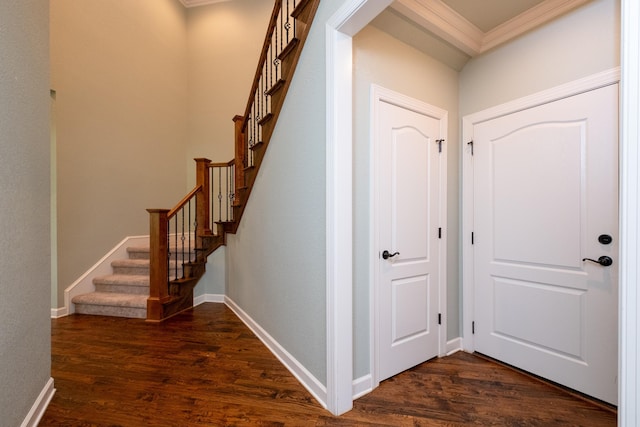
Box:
582;256;613;267
382;250;400;260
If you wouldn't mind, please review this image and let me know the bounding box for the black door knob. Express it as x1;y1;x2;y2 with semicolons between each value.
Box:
382;250;400;260
582;256;613;267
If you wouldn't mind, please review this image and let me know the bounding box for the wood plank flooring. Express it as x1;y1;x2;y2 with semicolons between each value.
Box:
41;303;616;426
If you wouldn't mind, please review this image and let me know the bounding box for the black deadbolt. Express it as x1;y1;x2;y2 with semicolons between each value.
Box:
598;234;613;245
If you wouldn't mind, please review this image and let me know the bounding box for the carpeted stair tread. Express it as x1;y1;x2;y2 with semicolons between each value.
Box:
93;274;149;286
126;246;151;259
111;259;149;268
72;292;147;308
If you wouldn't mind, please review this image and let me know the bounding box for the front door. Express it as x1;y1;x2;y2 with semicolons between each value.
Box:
472;84;619;404
375;90;446;382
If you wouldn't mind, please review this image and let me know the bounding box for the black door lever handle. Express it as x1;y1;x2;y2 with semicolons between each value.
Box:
382;250;400;260
582;256;613;267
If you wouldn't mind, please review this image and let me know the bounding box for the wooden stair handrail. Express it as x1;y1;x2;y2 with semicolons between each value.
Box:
167;185;202;218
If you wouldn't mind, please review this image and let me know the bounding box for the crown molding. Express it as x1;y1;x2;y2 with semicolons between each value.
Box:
391;0;483;56
391;0;591;56
178;0;232;8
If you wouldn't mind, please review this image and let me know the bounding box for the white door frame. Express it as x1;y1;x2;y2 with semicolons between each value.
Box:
619;0;640;423
461;68;621;351
325;0;393;416
327;0;640;422
370;84;448;387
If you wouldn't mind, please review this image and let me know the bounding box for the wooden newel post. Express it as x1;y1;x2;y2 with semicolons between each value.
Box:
147;208;170;322
194;158;211;237
233;115;246;202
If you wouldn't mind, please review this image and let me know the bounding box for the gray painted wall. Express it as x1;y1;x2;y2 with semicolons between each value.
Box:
0;0;51;424
226;0;345;386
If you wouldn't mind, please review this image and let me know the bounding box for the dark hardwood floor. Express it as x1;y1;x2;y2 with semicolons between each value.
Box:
41;303;616;426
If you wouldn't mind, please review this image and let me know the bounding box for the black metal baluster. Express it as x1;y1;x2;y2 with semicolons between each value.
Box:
256;92;261;148
166;225;170;293
286;0;290;44
214;169;218;231
181;206;185;278
218;167;223;223
269;43;273;93
280;0;283;52
188;199;193;263
227;166;233;221
173;215;178;281
194;196;198;263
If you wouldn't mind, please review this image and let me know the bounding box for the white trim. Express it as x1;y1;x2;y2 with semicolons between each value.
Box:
391;0;483;56
178;0;232;8
224;296;327;408
446;337;463;355
619;0;640;424
50;306;67;318
20;378;55;427
57;235;149;317
352;374;372;399
193;293;225;306
370;84;448;387
461;68;621;351
325;0;393;416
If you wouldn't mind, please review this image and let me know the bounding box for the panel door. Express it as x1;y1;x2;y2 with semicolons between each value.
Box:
473;84;619;404
377;99;443;382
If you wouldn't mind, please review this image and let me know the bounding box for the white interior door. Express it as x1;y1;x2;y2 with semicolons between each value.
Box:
472;84;619;405
375;91;446;382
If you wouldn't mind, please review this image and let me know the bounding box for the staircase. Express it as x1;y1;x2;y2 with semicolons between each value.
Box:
72;246;151;318
71;0;320;321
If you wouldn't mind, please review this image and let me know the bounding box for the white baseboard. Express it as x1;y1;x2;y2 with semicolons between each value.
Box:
446;337;463;355
352;374;372;399
21;377;55;427
351;338;464;401
194;293;225;306
224;296;328;409
50;307;68;319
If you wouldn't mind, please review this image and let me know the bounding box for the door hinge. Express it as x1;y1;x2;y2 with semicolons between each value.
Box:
472;321;475;334
438;227;442;239
438;313;442;325
436;138;445;153
471;232;474;245
467;140;474;155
